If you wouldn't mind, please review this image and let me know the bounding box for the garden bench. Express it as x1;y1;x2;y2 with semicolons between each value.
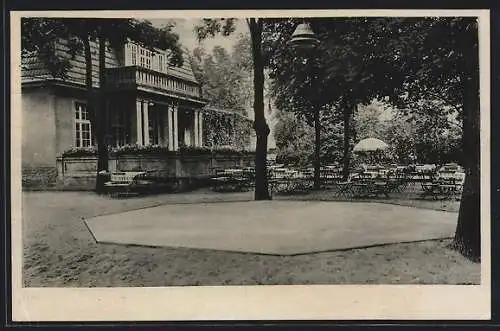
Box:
104;171;147;197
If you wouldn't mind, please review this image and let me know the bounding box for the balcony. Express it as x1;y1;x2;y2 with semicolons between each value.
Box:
105;66;203;101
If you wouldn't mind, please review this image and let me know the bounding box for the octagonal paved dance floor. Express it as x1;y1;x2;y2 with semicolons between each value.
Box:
85;201;458;255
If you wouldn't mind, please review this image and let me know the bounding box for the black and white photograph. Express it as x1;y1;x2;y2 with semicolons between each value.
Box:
12;9;490;320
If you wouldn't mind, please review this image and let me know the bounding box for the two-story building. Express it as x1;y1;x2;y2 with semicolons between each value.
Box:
21;31;262;191
21;37;250;188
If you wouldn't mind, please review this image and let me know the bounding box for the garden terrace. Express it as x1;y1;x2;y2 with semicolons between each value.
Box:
56;146;255;190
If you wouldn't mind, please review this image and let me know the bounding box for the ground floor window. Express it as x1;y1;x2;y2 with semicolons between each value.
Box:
74;101;93;147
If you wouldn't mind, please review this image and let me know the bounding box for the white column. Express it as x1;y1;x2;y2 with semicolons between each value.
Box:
143;101;150;145
198;111;203;147
172;104;179;151
193;110;199;147
136;99;143;145
167;108;173;150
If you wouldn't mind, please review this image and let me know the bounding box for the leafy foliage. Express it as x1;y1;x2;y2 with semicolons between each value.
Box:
189;32;253;151
61;146;99;157
197;16;480;257
195;17;272;200
63;144;253;158
265;17;476;160
352;100;462;165
192;44;249;114
111;144;171;155
194;19;237;41
273;110;314;166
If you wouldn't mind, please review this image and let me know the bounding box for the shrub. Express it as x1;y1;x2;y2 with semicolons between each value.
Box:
178;146;212;156
111;144;172;155
61;146;98;157
62;144;256;158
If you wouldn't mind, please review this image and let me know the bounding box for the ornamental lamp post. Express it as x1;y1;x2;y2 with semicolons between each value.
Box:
289;23;320;51
289;23;322;190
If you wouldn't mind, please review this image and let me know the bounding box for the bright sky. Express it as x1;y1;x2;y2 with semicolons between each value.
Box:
149;18;248;52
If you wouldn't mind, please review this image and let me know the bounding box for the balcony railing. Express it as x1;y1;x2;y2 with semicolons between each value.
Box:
106;66;202;99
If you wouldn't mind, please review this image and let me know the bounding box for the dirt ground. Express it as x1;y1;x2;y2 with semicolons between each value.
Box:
21;188;479;287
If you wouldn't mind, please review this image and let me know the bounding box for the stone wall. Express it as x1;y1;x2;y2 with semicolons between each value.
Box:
113;155;177;176
55;156;98;190
22;166;58;190
51;153;256;190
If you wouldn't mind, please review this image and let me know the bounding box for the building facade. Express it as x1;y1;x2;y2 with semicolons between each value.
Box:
21;39;214;186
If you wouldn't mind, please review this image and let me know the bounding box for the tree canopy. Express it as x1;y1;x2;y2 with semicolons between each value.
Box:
190;34;252;116
264;17;480;259
189;33;254;150
195;18;272;200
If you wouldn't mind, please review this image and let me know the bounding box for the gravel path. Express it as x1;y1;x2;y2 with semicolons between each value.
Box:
22;189;479;287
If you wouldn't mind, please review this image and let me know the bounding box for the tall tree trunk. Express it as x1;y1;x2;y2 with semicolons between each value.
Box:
249;18;270;200
452;22;480;262
83;37;94;124
95;34;109;193
313;105;321;189
342;100;354;181
351;110;358;146
82;36;100;185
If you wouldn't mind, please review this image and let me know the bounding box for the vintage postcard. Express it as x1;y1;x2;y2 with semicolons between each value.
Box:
11;9;491;321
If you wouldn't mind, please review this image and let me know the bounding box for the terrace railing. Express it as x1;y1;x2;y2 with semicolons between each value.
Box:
105;66;202;99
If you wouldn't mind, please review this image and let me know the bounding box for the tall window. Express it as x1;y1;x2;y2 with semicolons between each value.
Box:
74;101;93;147
145;50;152;69
132;46;137;65
158;54;164;72
138;48;152;69
139;48;145;67
148;107;162;145
126;42;168;72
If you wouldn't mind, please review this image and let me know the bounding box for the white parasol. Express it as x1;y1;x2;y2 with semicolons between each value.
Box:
353;138;389;153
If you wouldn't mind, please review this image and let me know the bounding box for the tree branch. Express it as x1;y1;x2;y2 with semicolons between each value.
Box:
424;88;463;114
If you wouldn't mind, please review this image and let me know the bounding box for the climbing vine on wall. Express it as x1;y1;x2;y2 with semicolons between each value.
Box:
232;115;252;150
190;37;254;151
203;109;252;150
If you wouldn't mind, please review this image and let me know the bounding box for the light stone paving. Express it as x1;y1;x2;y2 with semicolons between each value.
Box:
85;200;458;255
